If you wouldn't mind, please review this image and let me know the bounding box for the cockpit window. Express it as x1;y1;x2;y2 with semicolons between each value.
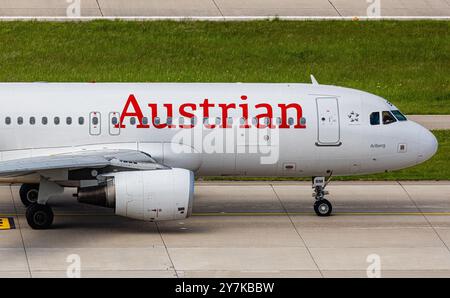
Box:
382;111;397;125
391;110;407;121
370;112;380;125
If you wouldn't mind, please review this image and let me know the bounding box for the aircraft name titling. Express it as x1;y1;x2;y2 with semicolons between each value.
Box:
117;94;307;129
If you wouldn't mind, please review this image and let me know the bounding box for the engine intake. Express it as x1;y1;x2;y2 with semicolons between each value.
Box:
77;168;194;221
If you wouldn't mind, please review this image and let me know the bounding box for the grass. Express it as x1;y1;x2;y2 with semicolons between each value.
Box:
0;20;448;114
203;130;450;181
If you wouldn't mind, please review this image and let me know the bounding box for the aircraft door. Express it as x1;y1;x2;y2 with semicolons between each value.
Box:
109;112;120;135
89;112;101;135
316;97;341;146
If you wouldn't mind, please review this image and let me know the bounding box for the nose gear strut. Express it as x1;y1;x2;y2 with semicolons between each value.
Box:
312;174;333;216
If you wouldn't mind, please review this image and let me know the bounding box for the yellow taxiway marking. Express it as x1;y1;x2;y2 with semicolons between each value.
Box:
192;212;450;216
2;212;450;217
0;217;12;230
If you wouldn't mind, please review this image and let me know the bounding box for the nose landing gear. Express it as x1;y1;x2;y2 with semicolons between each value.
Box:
312;176;333;216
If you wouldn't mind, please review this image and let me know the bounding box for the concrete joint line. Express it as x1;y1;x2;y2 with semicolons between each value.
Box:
397;181;450;256
269;183;324;277
328;0;342;16
155;222;178;278
211;0;224;17
9;184;32;278
95;0;104;17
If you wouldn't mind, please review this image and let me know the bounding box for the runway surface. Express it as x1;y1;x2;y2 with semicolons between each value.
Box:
1;181;450;278
0;0;449;18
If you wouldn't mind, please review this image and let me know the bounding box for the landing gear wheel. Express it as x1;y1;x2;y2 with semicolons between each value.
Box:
19;184;40;206
314;199;332;217
26;204;54;229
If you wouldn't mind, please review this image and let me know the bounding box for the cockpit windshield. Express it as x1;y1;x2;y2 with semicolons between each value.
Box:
382;111;397;125
370;110;405;125
391;110;407;121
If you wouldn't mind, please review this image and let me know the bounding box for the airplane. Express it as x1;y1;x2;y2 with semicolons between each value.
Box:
0;77;438;229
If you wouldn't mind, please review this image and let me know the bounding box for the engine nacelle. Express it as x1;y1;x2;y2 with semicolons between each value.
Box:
77;168;194;221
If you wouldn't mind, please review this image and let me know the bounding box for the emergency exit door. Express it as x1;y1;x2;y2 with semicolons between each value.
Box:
109;112;120;135
316;97;341;146
89;112;101;135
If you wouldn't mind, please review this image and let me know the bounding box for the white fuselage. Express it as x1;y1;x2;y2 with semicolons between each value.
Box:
0;82;438;182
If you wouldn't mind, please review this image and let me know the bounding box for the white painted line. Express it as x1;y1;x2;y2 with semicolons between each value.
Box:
0;16;449;21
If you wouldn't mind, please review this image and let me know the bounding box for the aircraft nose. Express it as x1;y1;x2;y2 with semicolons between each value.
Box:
417;127;438;164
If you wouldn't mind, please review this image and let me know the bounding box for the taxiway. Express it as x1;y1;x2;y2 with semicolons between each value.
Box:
0;0;449;18
1;181;450;277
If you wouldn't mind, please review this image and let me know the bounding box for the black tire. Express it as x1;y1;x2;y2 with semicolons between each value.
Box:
19;184;40;207
26;204;54;230
314;199;332;217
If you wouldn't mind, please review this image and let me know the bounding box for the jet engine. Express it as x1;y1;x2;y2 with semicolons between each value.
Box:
77;168;194;221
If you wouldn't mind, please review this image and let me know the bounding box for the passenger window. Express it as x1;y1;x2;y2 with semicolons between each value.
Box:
288;117;294;126
215;117;221;125
382;111;397;125
391;110;407;121
54;117;60;125
130;117;136;125
17;117;23;125
30;117;35;125
154;117;160;125
111;117;118;125
66;117;72;125
167;117;173;126
42;117;48;125
78;117;84;125
5;117;11;125
179;117;184;125
370;112;380;125
142;117;148;125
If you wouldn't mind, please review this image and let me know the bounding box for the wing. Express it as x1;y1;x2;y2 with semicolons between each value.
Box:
0;149;167;177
